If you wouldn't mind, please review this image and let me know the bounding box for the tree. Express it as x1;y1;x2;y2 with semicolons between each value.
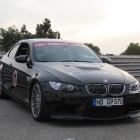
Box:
0;25;21;51
85;43;101;54
20;25;33;39
0;45;4;51
35;18;57;38
0;18;59;51
121;43;140;55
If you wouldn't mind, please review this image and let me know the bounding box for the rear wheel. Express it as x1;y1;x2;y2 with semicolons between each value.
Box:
31;82;49;121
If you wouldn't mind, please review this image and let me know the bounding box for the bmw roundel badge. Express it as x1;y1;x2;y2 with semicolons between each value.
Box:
103;79;108;83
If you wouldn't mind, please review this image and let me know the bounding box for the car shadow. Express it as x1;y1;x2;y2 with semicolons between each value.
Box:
43;115;139;128
6;98;140;127
5;98;31;113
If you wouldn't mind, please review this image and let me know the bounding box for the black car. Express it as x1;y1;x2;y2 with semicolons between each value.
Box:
0;39;140;121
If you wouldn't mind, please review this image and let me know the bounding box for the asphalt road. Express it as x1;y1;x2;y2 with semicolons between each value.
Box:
0;78;140;140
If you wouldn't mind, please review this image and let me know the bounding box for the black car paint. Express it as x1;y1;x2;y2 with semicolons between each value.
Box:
0;39;140;120
34;62;136;85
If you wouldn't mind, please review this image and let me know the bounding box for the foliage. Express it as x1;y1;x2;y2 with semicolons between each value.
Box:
20;24;33;39
0;18;58;51
121;43;140;55
0;25;21;51
85;43;101;55
0;45;4;51
35;18;59;38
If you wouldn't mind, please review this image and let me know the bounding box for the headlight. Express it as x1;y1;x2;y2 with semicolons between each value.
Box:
129;81;139;93
49;81;79;92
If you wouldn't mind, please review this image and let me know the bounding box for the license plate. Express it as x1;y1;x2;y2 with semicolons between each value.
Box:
93;98;123;106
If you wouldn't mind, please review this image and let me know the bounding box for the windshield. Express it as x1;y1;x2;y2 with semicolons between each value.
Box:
34;42;102;63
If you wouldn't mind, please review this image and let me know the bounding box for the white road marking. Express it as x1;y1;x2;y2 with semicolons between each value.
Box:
64;138;76;140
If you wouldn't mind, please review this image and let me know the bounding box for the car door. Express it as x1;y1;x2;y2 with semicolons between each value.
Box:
2;44;20;92
11;43;32;103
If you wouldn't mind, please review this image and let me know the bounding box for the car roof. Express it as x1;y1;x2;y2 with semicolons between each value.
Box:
19;38;83;45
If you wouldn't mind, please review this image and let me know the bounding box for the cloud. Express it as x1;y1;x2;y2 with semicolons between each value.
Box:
93;33;140;55
0;0;140;55
0;0;108;32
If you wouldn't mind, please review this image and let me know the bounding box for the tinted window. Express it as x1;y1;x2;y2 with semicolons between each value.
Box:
16;43;29;57
8;44;20;58
34;42;102;63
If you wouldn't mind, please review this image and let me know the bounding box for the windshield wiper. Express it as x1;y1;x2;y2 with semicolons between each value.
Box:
37;61;55;62
76;61;93;63
60;60;93;63
61;60;77;62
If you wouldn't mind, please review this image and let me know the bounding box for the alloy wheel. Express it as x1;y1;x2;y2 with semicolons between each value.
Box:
31;84;41;118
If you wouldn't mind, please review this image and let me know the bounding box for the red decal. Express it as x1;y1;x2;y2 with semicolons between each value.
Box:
12;70;17;87
34;42;71;47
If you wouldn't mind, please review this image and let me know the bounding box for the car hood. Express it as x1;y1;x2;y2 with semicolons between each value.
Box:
34;62;136;85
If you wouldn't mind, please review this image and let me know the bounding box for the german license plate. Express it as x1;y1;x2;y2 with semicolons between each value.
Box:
93;98;123;106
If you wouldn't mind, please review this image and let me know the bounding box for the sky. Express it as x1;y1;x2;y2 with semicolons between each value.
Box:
0;0;140;55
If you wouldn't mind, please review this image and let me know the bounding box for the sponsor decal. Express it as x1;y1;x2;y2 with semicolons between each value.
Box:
71;43;83;47
69;71;121;76
34;42;71;47
12;70;17;87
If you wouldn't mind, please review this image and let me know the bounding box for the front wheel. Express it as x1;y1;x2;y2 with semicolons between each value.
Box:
31;82;49;121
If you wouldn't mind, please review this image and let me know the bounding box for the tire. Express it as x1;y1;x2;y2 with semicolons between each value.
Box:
31;82;49;121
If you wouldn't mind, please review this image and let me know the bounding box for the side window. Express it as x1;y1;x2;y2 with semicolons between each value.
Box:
8;44;20;59
15;43;30;57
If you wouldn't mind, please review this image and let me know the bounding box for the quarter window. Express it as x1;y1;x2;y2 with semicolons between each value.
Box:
8;44;20;58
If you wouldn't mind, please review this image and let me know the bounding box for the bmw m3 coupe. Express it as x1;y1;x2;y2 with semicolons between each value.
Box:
0;39;140;121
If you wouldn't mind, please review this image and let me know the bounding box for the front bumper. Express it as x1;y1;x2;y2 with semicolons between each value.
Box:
43;85;140;120
46;110;140;120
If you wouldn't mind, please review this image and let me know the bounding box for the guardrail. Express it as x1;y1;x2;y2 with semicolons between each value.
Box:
103;55;140;77
0;52;140;77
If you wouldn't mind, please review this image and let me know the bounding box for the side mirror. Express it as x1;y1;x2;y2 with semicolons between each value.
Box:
102;57;112;64
15;55;28;63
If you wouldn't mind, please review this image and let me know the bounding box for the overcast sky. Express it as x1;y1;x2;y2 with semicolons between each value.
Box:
0;0;140;54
